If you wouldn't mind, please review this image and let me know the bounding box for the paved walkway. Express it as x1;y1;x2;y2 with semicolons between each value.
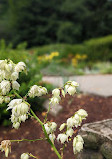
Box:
42;75;112;97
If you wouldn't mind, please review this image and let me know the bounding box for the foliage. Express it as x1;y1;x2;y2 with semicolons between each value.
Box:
0;0;112;46
34;35;112;62
0;42;53;126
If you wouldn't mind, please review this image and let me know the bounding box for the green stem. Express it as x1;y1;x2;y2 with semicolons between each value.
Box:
27;153;38;159
30;108;62;159
14;91;62;159
44;103;51;123
11;138;46;142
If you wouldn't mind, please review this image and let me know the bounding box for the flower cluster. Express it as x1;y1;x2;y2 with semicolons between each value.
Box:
44;122;57;142
0;60;26;103
50;88;61;105
57;109;88;154
7;99;29;129
28;85;47;98
65;81;79;96
0;96;10;104
73;135;84;154
50;81;79;105
0;140;11;157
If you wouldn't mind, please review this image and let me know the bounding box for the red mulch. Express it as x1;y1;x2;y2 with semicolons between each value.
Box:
0;94;112;159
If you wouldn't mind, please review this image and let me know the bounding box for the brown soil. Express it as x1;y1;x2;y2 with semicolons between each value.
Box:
0;94;112;159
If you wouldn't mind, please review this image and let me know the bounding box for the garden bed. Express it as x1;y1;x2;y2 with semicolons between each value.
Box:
0;94;112;159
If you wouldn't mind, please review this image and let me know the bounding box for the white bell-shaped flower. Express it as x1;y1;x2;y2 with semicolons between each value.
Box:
12;81;20;90
57;134;68;144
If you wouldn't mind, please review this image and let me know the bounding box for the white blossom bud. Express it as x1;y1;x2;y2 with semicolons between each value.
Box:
77;109;88;119
50;96;60;105
49;134;56;143
19;114;27;122
65;85;69;93
5;63;13;72
0;60;7;70
0;96;4;104
4;96;10;103
12;81;20;90
52;88;60;97
51;122;57;132
0;80;11;95
15;62;26;73
59;123;66;131
67;86;76;96
73;114;81;128
71;81;79;87
13;122;20;129
11;72;19;81
41;87;47;95
44;123;51;134
7;99;22;110
73;135;84;154
67;117;75;128
66;128;74;137
57;134;68;144
21;153;29;159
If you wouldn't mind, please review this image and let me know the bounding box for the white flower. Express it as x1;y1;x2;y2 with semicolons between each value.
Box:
49;134;56;143
0;96;4;104
4;96;10;103
73;135;84;154
52;88;60;97
76;135;84;144
71;81;79;87
59;123;66;131
13;102;29;115
50;96;60;105
28;85;47;98
44;122;57;134
0;60;7;70
73;114;81;128
57;134;68;144
21;153;29;159
67;86;76;96
28;85;38;98
15;62;26;73
19;114;27;122
77;109;88;119
65;85;69;93
67;117;75;128
66;128;74;137
51;122;57;132
12;81;20;90
41;87;47;95
7;99;22;110
13;122;20;129
0;80;11;95
44;123;51;134
11;72;18;81
5;63;13;72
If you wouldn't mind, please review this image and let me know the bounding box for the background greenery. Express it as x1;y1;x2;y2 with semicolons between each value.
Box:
0;0;112;47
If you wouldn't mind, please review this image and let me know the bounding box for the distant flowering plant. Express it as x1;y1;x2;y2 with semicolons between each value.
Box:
0;59;88;159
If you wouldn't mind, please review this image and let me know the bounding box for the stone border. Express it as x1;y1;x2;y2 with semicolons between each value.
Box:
81;119;112;141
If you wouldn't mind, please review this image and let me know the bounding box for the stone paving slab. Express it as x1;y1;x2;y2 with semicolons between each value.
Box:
42;75;112;97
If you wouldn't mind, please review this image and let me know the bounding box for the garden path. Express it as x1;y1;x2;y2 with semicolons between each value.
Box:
42;75;112;97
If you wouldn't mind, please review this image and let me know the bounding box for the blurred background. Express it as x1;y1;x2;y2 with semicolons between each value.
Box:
0;0;112;159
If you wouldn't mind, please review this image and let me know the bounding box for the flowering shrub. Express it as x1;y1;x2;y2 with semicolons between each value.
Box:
37;52;59;63
0;59;88;159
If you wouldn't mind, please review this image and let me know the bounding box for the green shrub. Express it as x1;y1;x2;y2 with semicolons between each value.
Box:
0;40;53;126
84;35;112;61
